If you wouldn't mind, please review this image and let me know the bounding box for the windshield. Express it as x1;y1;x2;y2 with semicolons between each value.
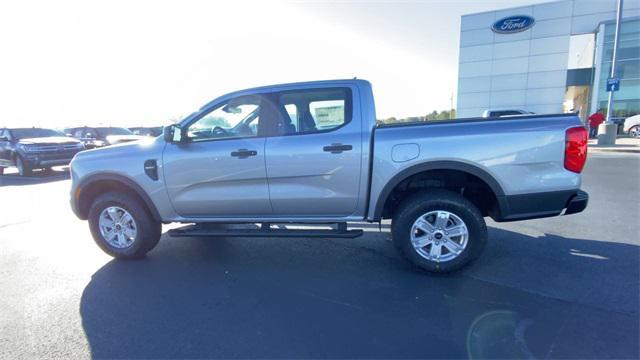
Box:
94;127;134;136
11;128;64;139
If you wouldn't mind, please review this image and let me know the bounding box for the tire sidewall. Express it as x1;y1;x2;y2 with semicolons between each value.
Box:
392;191;487;273
88;193;159;259
16;156;31;177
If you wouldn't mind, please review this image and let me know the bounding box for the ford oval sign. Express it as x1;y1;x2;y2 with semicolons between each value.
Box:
492;15;535;34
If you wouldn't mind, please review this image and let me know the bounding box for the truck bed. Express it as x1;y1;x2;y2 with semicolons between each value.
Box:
367;113;584;221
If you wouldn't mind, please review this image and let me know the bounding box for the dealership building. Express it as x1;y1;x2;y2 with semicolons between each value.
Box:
456;0;640;122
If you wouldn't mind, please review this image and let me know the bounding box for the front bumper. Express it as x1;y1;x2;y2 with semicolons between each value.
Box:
22;150;82;168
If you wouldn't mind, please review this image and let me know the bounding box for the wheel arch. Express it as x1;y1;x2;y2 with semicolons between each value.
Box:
371;161;507;221
74;173;161;222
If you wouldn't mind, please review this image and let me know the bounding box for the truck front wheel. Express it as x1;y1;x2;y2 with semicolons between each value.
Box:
392;190;487;273
88;191;161;259
16;156;32;177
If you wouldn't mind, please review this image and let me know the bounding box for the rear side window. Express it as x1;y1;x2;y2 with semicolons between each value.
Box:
276;88;352;135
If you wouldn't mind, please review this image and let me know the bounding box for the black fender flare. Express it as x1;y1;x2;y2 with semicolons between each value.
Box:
74;173;161;222
372;161;506;221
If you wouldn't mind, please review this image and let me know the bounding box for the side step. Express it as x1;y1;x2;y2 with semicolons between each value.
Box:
168;223;363;239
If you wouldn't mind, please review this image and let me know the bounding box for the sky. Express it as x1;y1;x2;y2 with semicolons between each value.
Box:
0;0;556;128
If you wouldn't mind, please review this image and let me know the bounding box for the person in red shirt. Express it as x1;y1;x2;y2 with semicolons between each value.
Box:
588;109;605;138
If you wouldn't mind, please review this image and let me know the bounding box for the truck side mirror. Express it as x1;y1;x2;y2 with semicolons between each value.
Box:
163;124;184;143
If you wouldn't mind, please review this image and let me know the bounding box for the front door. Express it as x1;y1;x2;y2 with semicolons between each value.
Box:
163;95;271;218
264;87;363;217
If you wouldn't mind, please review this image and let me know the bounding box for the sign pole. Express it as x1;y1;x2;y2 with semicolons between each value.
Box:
598;0;623;145
606;0;623;124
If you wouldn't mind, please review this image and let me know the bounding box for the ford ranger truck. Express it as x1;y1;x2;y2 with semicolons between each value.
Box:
69;79;588;273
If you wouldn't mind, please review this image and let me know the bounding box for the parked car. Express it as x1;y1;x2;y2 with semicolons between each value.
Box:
482;108;534;118
0;127;84;176
66;126;145;148
69;79;588;273
623;114;640;137
129;126;163;137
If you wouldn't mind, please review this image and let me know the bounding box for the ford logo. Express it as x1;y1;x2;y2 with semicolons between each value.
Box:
492;15;535;34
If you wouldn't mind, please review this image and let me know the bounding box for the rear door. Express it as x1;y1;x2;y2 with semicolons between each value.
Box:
163;94;273;218
264;87;363;216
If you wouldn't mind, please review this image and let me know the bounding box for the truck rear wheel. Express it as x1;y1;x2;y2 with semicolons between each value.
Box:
392;190;487;273
88;191;161;259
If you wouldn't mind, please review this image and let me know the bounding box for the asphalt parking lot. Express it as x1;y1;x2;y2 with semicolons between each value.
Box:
0;152;638;359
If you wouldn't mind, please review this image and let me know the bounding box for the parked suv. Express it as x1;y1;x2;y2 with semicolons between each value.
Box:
66;126;145;148
129;126;163;137
0;127;84;176
482;109;534;118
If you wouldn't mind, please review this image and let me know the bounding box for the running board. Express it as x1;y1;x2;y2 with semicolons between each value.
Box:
168;224;363;239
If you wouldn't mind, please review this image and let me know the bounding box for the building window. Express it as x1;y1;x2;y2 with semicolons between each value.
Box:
596;19;640;122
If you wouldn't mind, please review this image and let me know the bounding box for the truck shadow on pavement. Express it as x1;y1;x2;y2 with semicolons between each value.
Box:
0;167;69;186
80;227;639;359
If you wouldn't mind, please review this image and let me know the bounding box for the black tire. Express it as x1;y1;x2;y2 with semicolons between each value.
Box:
88;191;161;259
0;167;4;176
391;190;487;273
16;156;32;177
630;125;640;138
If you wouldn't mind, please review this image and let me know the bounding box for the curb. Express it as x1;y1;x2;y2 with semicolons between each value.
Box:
588;148;640;154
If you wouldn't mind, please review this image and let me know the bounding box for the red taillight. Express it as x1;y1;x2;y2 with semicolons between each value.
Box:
565;126;588;173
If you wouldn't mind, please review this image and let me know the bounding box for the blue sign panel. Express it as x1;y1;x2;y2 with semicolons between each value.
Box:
492;15;536;34
606;77;620;92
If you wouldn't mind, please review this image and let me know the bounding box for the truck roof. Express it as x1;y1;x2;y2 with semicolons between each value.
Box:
199;79;371;111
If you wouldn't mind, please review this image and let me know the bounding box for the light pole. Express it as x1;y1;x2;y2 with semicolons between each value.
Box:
598;0;623;145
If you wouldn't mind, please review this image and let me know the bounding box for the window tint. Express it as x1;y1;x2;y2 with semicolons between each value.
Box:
277;88;351;135
187;95;262;141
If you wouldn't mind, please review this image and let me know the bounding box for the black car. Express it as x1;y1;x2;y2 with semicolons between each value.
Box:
0;127;85;176
129;126;163;137
64;126;145;148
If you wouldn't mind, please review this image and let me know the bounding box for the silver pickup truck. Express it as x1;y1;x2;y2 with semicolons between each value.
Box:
69;79;589;272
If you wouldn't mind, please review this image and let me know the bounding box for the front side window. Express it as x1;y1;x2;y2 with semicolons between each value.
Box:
186;95;262;141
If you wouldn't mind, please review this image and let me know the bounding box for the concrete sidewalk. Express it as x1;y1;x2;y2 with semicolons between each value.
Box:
589;137;640;153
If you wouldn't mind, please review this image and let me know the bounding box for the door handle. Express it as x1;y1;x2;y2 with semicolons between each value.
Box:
230;149;257;158
323;143;353;154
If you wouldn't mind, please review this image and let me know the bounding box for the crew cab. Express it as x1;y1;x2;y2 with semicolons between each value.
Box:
69;79;588;273
0;127;84;176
